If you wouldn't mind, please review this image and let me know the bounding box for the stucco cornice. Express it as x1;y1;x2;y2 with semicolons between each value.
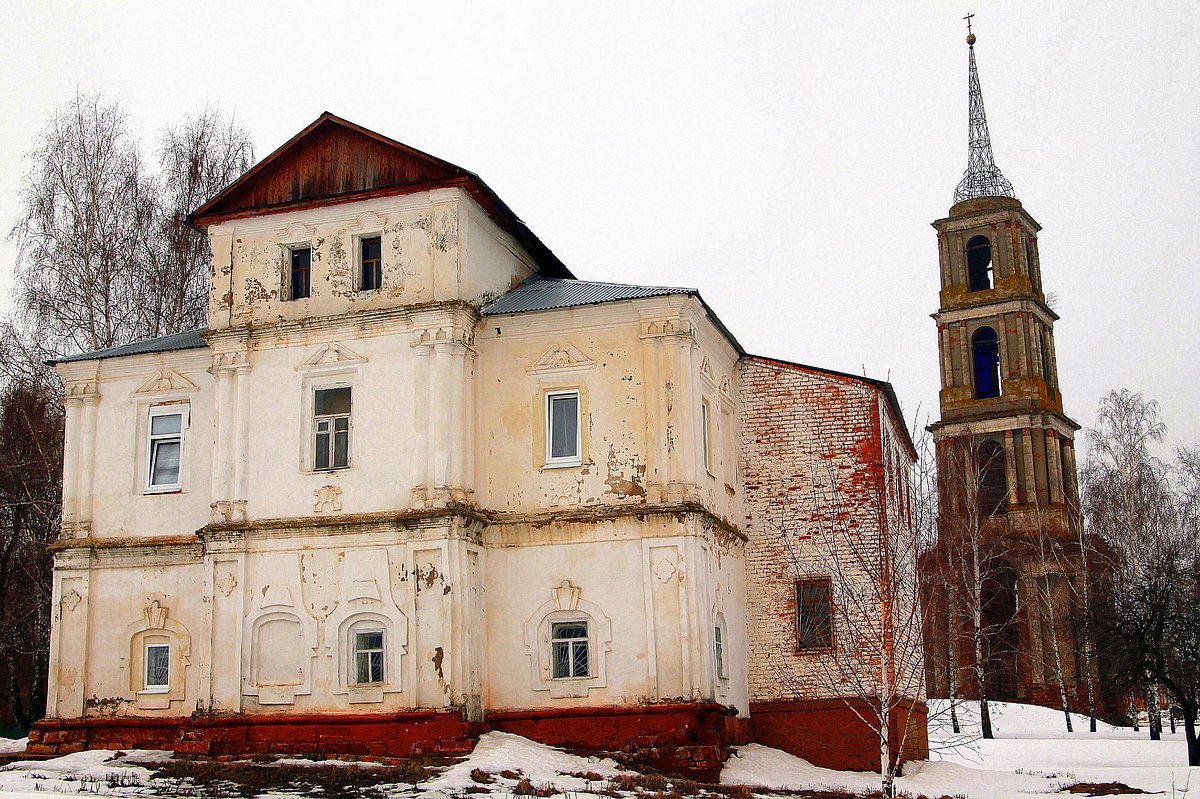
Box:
204;300;481;351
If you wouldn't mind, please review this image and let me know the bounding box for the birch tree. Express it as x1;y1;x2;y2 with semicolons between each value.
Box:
9;93;253;360
769;417;928;799
1082;389;1200;766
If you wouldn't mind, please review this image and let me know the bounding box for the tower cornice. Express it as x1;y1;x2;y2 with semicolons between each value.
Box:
933;296;1059;325
932;202;1041;234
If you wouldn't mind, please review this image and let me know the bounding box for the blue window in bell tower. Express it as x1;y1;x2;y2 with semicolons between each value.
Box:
972;326;1001;399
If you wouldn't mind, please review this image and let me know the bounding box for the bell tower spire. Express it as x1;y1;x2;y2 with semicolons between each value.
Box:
953;20;1016;204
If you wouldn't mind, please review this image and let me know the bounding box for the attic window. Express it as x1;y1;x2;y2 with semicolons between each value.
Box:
290;247;312;300
360;236;382;292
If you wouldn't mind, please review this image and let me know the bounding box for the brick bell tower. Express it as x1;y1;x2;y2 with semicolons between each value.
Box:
924;23;1089;711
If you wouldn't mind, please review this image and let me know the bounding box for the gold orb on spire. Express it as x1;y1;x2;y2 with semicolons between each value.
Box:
967;32;976;46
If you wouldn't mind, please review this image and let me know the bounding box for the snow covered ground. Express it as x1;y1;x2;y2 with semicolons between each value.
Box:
725;699;1199;798
0;701;1195;797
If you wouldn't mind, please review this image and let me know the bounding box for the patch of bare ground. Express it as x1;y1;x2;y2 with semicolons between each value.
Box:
145;758;434;797
1065;783;1155;797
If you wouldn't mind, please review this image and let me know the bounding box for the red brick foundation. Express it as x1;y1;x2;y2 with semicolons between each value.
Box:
749;698;928;772
489;702;750;781
27;709;477;760
27;702;749;780
30;700;913;778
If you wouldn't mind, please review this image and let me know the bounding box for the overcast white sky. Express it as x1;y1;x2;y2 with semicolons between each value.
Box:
1;2;1196;451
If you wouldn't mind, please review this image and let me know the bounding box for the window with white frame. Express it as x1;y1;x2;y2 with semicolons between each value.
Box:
550;620;589;679
701;398;713;473
714;622;727;679
352;626;385;685
144;642;170;691
313;386;352;471
545;390;581;467
146;407;185;492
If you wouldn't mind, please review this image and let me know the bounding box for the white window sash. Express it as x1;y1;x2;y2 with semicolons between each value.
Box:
544;390;581;467
144;643;170;692
312;386;352;472
351;627;385;685
145;408;185;493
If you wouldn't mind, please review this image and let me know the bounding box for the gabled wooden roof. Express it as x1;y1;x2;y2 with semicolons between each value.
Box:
190;112;572;277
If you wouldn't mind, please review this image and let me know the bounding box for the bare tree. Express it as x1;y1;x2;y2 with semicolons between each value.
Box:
769;417;929;799
933;432;1011;740
1082;389;1200;766
0;96;254;731
151;106;255;336
9;93;254;360
10;92;158;356
1027;507;1074;733
0;380;62;728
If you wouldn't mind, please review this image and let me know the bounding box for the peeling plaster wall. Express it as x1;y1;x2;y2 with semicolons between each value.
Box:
476;295;740;522
47;523;485;720
206;189;535;332
46;182;759;730
482;513;748;716
56;351;216;542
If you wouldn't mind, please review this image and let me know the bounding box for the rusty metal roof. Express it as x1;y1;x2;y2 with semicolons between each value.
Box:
482;277;695;315
52;329;208;365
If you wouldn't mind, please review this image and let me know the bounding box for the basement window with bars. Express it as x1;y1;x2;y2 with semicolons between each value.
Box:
289;246;312;300
795;578;834;650
551;620;590;679
359;236;382;291
313;386;352;471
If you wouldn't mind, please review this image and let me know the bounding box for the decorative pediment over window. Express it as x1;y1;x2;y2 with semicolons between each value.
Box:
527;343;595;375
135;369;199;396
279;222;316;244
700;356;715;383
347;211;388;234
298;342;366;371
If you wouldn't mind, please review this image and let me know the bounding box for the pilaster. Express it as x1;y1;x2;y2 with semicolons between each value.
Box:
410;307;477;508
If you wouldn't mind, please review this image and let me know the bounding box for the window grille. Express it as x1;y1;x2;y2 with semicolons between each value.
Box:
551;620;589;678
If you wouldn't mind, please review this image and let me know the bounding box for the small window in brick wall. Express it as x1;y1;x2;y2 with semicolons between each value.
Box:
796;578;833;650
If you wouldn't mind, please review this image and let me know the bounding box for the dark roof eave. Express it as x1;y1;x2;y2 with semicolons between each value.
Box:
49;329;210;366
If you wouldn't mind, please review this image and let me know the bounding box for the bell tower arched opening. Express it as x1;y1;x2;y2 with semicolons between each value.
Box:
971;326;1001;399
966;235;993;291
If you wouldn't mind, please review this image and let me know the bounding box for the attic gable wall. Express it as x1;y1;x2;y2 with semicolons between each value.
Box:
197;122;463;222
207;190;541;331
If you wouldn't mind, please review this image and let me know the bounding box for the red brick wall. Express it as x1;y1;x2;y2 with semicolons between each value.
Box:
751;697;928;772
738;356;926;768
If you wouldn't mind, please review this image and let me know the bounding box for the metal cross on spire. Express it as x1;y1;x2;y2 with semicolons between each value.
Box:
952;19;1016;204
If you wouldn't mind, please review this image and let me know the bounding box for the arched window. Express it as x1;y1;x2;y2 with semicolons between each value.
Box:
966;235;994;292
976;440;1008;516
972;326;1001;399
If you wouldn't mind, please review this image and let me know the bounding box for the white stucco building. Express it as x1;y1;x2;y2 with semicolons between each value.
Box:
33;114;924;777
